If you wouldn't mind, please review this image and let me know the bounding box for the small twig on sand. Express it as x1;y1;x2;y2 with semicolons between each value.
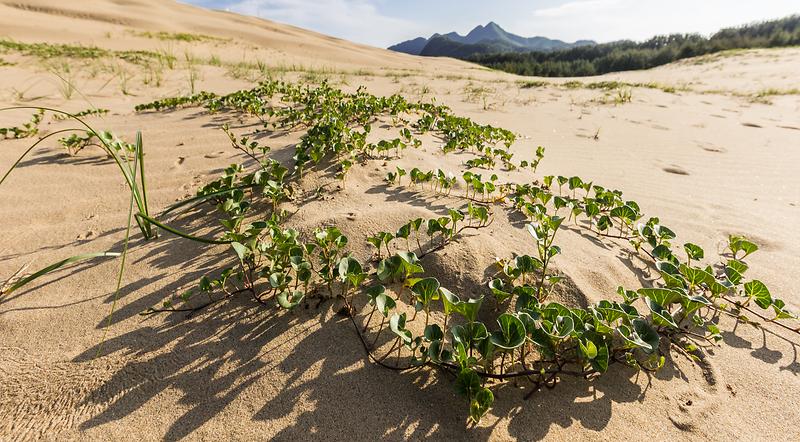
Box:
0;260;33;296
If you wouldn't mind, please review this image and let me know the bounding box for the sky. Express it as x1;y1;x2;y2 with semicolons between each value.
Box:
181;0;800;48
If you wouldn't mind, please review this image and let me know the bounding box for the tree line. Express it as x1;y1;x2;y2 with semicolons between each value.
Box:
467;15;800;77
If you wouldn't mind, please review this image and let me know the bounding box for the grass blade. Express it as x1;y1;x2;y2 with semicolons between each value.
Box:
97;137;141;356
0;128;81;187
135;213;232;244
1;106;154;239
160;184;258;218
2;252;120;296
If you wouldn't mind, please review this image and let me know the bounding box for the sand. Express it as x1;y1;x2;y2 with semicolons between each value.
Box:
0;0;799;440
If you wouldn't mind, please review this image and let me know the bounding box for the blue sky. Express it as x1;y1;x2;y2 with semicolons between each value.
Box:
181;0;799;48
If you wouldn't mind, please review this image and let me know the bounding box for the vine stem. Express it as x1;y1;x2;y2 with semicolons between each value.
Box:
721;295;800;336
418;219;494;259
346;312;419;372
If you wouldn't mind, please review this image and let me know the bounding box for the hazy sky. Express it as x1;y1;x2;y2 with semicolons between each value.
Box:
181;0;799;48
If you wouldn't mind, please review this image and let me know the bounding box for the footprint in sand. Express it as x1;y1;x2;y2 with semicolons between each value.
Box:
777;125;800;131
77;230;97;240
174;156;185;167
667;352;723;431
741;122;762;128
668;388;717;431
663;166;690;175
204;151;226;159
697;142;726;153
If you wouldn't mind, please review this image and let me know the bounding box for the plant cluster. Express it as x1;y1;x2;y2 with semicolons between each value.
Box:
130;80;799;423
132;31;228;43
134;92;218;112
0;109;43;139
58;130;136;156
52;108;109;121
2;79;798;426
0;39;174;66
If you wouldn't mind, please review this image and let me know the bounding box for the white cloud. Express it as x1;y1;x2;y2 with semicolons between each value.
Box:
522;0;800;43
223;0;426;47
532;0;626;18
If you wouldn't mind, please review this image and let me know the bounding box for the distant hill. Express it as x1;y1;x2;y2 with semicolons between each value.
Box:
388;22;594;57
469;15;800;77
388;37;429;55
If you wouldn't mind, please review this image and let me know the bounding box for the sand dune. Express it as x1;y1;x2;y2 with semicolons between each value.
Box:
1;0;799;440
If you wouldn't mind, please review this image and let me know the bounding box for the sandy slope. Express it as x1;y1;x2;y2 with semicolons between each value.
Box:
1;0;799;440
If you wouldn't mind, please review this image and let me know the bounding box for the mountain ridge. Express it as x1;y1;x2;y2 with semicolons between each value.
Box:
389;22;594;57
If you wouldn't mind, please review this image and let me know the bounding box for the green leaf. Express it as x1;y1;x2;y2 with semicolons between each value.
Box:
277;289;304;309
652;244;675;262
426;339;451;363
610;205;637;222
681;294;711;316
451;321;489;349
528;326;555;358
679;264;714;287
771;298;796;320
618;324;651;351
395;223;411;239
730;236;759;259
744;280;772;309
585;202;600;218
637;288;682;306
725;265;743;285
727;259;749;275
653;224;675;240
412;277;441;307
595;300;628;324
376;257;398;282
424;324;444;342
616;286;639;303
397;251;424;275
231;242;250;261
568;176;583;190
366;236;382;250
338;256;363;279
634;318;661;352
544;315;574;339
489;313;526;349
596;215;612;231
590;343;609;373
390;313;413;344
376;293;396;316
441;287;483;322
469;388;494;423
579;339;598;359
3;252;120;296
645;298;678;329
526;223;542;241
488;278;514;303
706;324;723;341
683;243;704;261
455;368;481;398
